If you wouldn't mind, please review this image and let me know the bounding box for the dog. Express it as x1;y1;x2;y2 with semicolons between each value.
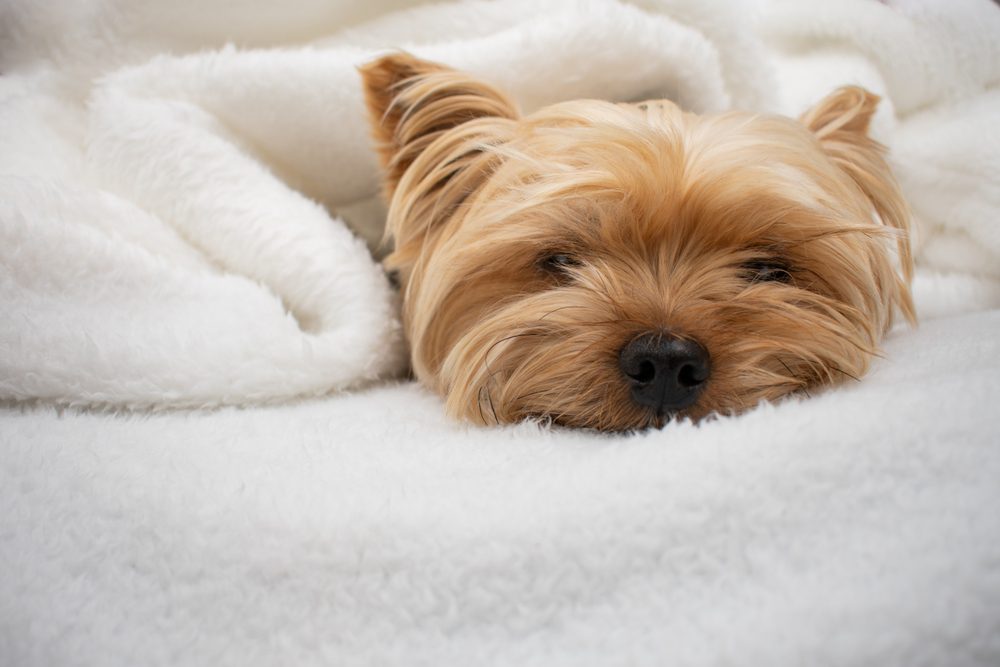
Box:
360;53;914;430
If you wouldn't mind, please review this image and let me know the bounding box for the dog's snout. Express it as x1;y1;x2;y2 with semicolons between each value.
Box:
619;332;710;413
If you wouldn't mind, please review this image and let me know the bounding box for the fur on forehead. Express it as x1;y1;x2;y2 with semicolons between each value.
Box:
449;101;878;245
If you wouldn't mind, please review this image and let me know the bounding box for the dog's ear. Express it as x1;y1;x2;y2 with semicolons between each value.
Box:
359;53;519;276
800;86;915;321
800;85;880;139
359;53;519;197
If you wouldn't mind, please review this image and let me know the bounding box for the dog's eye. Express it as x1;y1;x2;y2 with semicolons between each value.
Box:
539;253;582;275
742;260;791;283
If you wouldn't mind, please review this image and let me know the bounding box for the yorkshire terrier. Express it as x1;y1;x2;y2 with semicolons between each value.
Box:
360;53;914;430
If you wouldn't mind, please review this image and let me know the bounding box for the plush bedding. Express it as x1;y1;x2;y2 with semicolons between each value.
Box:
2;0;999;664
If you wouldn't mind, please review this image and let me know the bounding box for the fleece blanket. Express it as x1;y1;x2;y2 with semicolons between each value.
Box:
2;0;999;665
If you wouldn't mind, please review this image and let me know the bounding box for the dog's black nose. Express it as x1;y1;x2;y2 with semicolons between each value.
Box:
619;332;710;413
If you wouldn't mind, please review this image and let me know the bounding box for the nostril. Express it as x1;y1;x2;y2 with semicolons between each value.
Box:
677;363;704;388
630;360;656;384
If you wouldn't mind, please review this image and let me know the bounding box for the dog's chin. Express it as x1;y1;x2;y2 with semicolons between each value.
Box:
446;362;712;432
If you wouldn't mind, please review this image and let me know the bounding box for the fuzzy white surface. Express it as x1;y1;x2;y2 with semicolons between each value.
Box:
3;311;999;666
2;0;1000;665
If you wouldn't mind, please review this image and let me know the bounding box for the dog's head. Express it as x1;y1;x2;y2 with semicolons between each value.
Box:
360;53;913;430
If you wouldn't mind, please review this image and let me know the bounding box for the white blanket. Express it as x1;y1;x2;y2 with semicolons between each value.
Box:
2;0;999;665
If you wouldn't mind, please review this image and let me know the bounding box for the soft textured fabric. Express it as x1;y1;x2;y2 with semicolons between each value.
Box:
2;0;999;665
3;311;1000;666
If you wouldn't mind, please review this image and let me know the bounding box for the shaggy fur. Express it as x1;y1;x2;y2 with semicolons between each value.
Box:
361;53;915;431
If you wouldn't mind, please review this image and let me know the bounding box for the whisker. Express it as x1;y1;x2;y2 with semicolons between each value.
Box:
538;305;587;321
477;385;488;424
778;359;813;399
486;385;498;423
485;331;545;365
829;365;861;383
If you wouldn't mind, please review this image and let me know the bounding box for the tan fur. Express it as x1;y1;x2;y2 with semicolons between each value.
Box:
361;53;915;430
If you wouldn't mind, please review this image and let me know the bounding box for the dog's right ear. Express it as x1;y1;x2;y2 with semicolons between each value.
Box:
359;54;519;275
359;53;519;198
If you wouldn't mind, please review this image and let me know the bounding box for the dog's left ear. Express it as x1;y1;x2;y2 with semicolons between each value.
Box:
799;88;898;228
800;86;915;320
